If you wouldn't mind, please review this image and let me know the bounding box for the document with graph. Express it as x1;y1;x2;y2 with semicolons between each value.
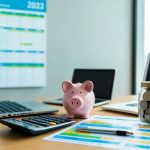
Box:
44;115;150;150
0;0;46;87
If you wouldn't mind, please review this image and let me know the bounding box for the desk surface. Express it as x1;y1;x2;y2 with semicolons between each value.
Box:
0;95;138;150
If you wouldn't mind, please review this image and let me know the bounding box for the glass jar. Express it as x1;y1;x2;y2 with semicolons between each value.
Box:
139;81;150;124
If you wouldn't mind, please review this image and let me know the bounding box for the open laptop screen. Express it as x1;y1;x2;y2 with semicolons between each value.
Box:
72;69;115;99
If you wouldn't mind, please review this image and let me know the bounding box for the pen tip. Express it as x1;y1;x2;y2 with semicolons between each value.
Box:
127;131;134;136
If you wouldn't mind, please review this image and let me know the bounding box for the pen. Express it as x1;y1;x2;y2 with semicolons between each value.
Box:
76;128;133;136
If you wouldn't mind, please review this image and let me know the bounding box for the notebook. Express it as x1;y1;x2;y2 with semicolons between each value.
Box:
0;100;59;119
101;53;150;115
44;69;115;107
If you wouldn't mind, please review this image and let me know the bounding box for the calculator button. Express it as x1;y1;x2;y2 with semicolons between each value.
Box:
22;119;49;127
49;122;57;125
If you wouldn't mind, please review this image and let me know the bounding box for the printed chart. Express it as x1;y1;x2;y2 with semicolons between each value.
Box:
0;0;46;87
44;115;150;150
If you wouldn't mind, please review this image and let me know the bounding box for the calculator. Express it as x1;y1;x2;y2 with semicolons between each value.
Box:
0;115;75;135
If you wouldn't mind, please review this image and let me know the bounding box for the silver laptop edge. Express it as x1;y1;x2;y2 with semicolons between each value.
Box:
94;100;110;107
0;101;59;118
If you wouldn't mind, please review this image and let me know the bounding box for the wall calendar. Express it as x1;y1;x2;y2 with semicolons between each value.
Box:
0;0;46;87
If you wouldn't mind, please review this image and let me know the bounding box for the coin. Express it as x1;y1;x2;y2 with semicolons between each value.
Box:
140;100;148;110
143;91;150;100
145;114;150;123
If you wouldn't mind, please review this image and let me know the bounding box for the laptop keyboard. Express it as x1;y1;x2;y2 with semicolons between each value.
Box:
0;101;32;114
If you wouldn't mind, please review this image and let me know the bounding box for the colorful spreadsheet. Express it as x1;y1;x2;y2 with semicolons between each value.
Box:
0;0;46;87
44;115;150;150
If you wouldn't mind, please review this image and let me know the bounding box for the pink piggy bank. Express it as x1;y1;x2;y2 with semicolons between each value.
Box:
62;80;95;119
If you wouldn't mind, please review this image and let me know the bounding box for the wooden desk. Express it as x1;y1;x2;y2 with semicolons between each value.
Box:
0;95;138;150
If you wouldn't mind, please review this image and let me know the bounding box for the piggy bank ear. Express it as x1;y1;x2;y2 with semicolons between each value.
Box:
82;80;94;92
62;80;73;93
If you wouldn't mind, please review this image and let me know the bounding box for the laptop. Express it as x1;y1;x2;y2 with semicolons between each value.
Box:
101;53;150;115
0;100;59;119
44;69;115;107
101;100;138;115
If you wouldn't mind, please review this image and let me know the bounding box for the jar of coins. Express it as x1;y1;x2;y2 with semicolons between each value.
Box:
139;81;150;124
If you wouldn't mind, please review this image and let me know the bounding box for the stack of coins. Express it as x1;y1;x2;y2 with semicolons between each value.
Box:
139;81;150;124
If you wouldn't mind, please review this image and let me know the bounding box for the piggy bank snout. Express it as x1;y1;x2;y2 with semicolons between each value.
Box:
69;97;83;109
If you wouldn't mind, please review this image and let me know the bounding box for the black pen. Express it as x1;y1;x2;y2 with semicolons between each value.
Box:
76;127;133;136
